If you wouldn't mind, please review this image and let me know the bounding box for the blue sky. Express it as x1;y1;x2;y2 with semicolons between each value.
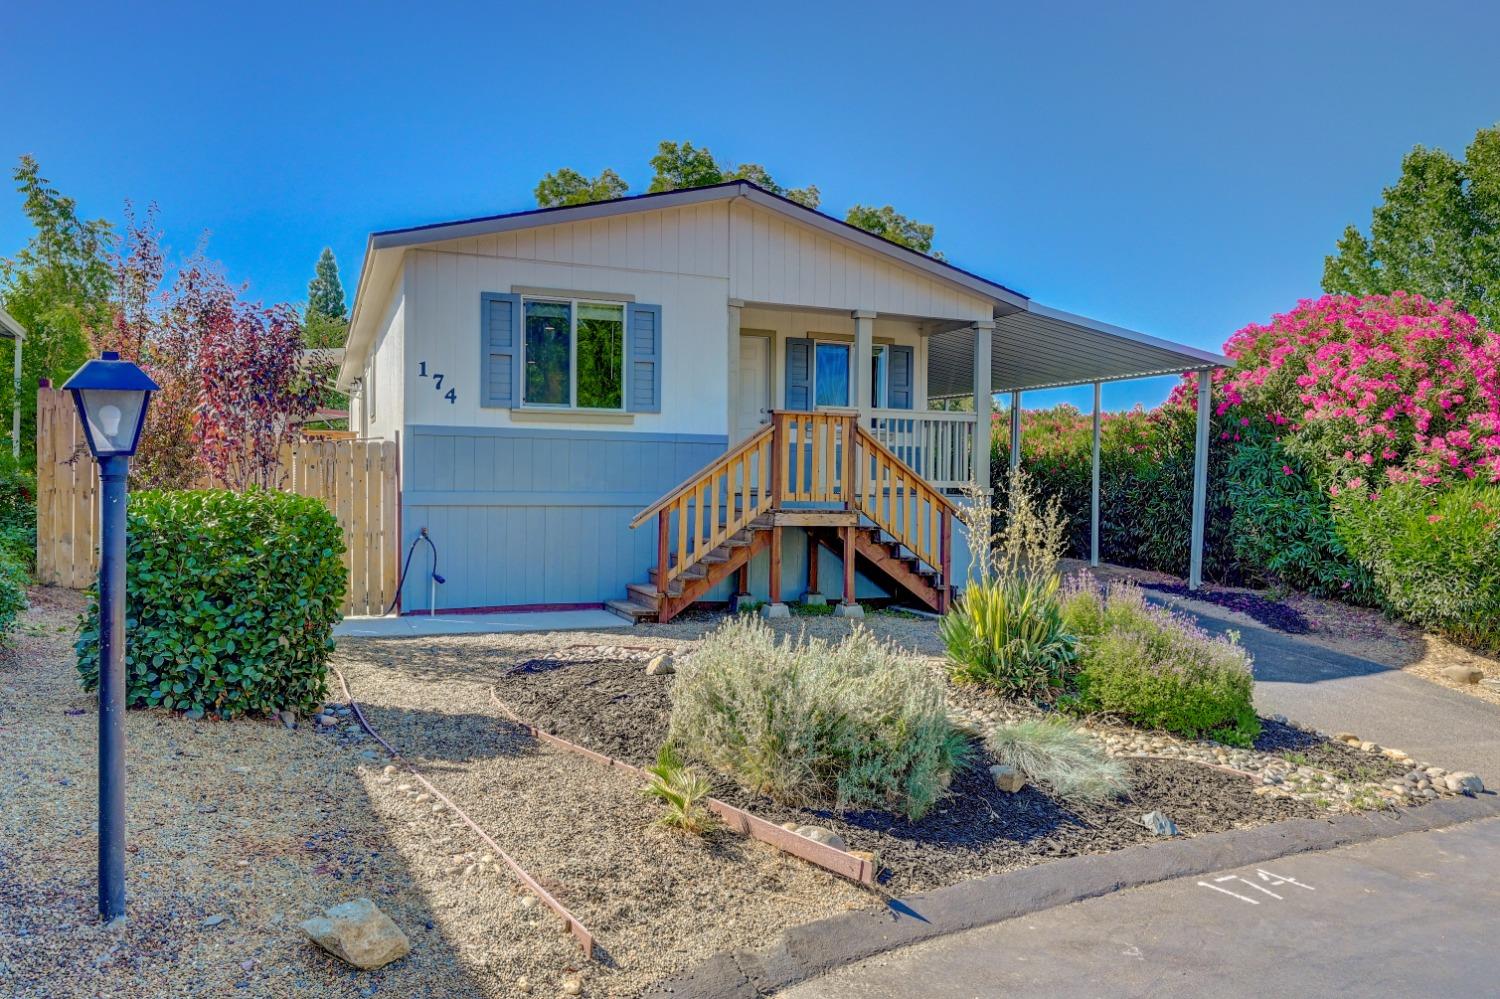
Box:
4;0;1497;410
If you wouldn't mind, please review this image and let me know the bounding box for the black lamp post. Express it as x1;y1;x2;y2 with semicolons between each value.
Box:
61;350;157;923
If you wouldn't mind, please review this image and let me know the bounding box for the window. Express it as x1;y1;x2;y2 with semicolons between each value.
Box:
871;345;888;408
522;298;625;409
814;342;851;407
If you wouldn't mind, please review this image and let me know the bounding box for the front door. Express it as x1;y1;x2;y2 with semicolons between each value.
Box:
735;334;772;441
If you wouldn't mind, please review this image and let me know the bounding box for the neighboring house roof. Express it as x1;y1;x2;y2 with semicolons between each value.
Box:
0;306;26;341
340;180;1227;391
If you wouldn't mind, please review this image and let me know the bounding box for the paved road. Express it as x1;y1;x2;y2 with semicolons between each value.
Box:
782;816;1500;998
1178;611;1500;781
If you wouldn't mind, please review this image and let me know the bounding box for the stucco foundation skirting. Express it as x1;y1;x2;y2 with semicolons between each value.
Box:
646;791;1500;998
487;689;879;886
331;665;599;959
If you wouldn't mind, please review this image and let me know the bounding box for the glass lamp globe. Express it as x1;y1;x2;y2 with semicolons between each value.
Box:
60;352;159;458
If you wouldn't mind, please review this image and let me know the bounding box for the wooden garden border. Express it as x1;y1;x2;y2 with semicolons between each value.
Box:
488;689;878;887
332;666;597;959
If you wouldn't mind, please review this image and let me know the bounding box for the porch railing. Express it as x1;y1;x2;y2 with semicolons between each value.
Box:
867;408;977;492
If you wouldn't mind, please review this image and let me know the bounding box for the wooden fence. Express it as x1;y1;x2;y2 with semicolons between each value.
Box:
35;387;400;616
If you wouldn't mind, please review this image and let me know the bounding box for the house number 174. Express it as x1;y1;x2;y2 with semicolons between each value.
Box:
417;361;457;404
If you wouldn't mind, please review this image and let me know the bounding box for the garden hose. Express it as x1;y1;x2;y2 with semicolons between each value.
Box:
383;528;440;616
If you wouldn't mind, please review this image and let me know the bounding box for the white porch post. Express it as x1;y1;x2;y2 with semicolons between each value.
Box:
972;321;994;489
1090;380;1101;568
1008;390;1022;472
10;334;20;459
727;299;743;438
1189;369;1211;590
853;310;875;422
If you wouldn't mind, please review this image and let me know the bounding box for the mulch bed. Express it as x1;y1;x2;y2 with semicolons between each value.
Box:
493;655;1324;895
1139;581;1312;634
1254;718;1418;784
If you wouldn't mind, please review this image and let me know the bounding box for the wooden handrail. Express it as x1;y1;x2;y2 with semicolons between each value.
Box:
629;423;774;529
852;426;961;517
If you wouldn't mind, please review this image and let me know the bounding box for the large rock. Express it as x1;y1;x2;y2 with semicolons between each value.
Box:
988;763;1025;793
1138;811;1180;836
645;653;675;676
1445;772;1485;795
300;898;410;970
794;825;848;851
1442;665;1485;685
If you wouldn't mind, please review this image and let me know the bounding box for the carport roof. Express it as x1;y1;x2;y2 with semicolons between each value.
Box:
929;302;1228;397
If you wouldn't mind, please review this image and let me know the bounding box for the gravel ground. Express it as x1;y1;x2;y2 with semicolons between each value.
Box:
0;591;866;998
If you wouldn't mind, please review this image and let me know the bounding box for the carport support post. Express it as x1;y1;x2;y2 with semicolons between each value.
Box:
972;321;994;491
1008;390;1020;471
1090;381;1101;568
1188;369;1211;590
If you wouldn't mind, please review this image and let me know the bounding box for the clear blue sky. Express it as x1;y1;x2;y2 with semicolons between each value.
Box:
5;0;1497;410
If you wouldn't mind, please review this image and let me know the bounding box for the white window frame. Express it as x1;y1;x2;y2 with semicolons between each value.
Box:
520;296;628;412
811;339;853;409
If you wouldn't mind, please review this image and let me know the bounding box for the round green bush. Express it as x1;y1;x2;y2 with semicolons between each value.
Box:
1337;482;1500;652
75;489;346;719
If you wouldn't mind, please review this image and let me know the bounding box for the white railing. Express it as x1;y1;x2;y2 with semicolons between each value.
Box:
866;409;978;491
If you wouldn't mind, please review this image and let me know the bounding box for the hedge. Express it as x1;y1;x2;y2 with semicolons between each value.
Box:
76;489;346;718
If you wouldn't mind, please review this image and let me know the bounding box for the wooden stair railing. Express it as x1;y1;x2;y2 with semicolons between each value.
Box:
849;425;959;582
629;422;776;590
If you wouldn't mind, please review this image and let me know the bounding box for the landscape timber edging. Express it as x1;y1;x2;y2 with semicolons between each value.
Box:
646;791;1500;998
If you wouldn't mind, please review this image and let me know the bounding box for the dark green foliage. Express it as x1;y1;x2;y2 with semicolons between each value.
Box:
1061;577;1260;747
305;247;347;323
534;167;630;208
1222;427;1375;600
844;204;937;255
1337;483;1500;652
75;490;346;719
0;453;36;572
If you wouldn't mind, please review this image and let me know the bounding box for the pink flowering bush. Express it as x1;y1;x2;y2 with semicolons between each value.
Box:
1211;292;1500;489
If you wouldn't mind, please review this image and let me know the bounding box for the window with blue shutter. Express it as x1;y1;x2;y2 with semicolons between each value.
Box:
480;292;521;408
785;338;813;410
626;303;662;412
888;344;914;409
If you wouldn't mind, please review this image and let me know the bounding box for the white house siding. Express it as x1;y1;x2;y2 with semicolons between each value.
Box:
739;306;929;411
356;273;405;441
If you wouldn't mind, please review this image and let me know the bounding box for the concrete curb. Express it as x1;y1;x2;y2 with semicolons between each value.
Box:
646;793;1500;998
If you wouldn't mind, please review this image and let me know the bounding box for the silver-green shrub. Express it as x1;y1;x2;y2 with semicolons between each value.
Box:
668;617;966;820
986;717;1128;803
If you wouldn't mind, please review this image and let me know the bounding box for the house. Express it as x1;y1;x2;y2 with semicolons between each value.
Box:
337;181;1224;620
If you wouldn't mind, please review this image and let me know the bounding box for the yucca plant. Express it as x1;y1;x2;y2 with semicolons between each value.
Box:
643;744;715;834
941;575;1078;698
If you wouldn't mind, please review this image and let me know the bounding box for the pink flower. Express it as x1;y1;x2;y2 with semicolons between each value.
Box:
1428;514;1444;524
1282;465;1293;475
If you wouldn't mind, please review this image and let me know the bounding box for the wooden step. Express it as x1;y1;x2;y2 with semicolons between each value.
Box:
605;599;658;623
626;582;664;607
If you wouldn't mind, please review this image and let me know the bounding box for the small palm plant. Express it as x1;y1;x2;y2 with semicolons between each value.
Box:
643;744;715;834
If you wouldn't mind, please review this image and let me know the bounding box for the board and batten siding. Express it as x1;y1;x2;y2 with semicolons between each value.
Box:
399;425;726;610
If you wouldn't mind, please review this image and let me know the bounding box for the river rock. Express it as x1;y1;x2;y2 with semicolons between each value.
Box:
1445;772;1485;795
645;653;675;676
300;898;410;970
794;826;848;851
1138;811;1179;836
1441;665;1485;685
988;763;1025;793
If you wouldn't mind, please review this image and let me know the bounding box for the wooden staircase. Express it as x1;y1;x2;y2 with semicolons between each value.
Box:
609;411;958;624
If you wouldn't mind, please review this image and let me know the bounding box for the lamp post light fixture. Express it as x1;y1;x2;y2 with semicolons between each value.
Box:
61;351;157;923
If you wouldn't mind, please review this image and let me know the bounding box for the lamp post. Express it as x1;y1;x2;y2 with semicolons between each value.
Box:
61;351;157;923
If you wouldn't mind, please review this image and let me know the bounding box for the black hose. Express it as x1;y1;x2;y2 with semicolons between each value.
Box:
383;529;438;616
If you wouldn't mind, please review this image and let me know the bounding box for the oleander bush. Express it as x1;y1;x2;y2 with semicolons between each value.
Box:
1337;482;1500;651
668;617;968;820
75;489;346;719
986;717;1129;804
1060;575;1260;746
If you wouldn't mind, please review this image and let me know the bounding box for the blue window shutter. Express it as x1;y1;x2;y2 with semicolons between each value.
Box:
627;303;663;413
785;338;813;410
480;292;521;408
888;345;914;409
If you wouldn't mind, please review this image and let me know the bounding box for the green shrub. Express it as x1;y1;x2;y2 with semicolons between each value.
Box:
668;617;967;820
644;744;715;833
0;452;36;574
0;551;27;640
75;489;346;719
941;576;1076;698
986;717;1128;803
1060;575;1260;746
1337;482;1500;651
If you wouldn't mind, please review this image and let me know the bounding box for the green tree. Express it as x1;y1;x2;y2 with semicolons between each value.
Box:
534;167;629;207
0;155;114;465
844;204;938;255
305;246;347;322
647;140;725;192
1323;124;1500;329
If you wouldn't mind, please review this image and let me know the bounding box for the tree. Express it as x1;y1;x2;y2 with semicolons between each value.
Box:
844;204;937;255
198;300;330;491
534;167;629;208
647;140;725;192
1324;124;1500;330
305;247;347;323
0;155;114;465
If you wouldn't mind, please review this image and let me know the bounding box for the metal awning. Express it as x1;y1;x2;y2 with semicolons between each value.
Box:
926;302;1227;397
